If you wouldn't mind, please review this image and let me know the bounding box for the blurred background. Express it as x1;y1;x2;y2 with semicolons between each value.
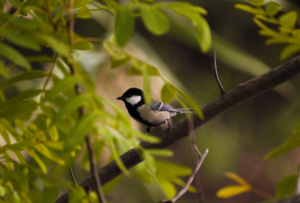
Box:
71;0;300;202
6;0;300;202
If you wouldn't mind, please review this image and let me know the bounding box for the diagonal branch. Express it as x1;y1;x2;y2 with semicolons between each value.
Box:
56;56;300;203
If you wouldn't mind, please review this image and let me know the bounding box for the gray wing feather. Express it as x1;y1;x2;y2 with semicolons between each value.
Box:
150;99;180;112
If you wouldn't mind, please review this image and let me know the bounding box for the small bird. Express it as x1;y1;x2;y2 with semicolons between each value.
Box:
117;88;194;134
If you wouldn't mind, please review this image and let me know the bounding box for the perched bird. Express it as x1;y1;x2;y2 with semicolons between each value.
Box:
117;88;194;134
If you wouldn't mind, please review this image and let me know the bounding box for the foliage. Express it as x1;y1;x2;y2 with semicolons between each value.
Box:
235;0;300;60
0;0;211;201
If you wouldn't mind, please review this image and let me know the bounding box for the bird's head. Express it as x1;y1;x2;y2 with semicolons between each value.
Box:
117;88;145;106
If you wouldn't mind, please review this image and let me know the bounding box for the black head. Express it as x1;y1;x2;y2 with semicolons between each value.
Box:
117;88;145;106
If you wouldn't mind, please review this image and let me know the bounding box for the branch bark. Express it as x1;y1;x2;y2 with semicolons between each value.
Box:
56;55;300;203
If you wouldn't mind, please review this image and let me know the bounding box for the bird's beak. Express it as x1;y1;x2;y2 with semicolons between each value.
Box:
117;96;122;100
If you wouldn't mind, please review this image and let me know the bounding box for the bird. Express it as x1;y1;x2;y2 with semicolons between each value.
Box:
117;87;194;134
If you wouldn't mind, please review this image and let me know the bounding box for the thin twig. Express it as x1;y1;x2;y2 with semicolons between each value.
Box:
159;149;209;203
70;168;77;185
188;117;205;203
212;50;225;95
85;136;107;203
296;166;300;195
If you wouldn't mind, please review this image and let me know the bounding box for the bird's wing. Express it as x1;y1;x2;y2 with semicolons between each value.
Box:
150;99;179;112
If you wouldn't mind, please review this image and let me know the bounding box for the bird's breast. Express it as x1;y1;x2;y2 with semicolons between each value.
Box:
137;105;172;126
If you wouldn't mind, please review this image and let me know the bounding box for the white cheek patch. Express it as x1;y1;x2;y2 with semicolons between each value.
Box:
125;95;142;106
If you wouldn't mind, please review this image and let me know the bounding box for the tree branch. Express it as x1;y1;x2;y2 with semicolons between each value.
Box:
56;56;300;203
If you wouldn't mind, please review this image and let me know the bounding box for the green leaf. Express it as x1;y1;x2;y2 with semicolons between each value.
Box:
253;18;280;37
72;41;93;50
64;111;100;151
279;11;297;29
216;185;251;198
46;119;59;141
145;149;174;157
280;43;300;60
33;144;65;165
0;42;31;69
0;100;38;121
27;148;47;173
255;14;278;24
140;5;170;35
194;15;211;53
51;94;90;125
76;6;92;19
115;7;135;47
42;76;81;102
156;160;192;177
0;70;48;89
0;118;23;141
275;175;297;198
111;55;131;68
0;60;9;77
10;17;43;29
26;55;54;63
252;0;265;6
161;83;177;103
235;4;265;15
36;33;69;57
264;140;300;159
157;178;177;199
266;2;282;16
0;28;41;51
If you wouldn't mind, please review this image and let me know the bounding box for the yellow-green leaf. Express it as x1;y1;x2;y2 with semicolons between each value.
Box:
224;172;250;186
216;185;251;198
157;178;177;199
76;6;92;19
145;149;174;157
235;4;265;15
280;44;300;60
266;2;281;16
279;11;297;29
140;5;170;35
161;83;177;103
46;119;59;141
33;144;65;165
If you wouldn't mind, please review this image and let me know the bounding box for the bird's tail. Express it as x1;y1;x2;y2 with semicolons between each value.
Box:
176;108;194;113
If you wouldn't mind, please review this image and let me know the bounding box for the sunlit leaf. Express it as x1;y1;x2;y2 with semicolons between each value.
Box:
280;44;300;60
216;185;251;198
264;140;300;160
0;100;38;121
157;178;177;199
33;144;65;165
193;15;211;53
128;65;160;76
115;7;135;47
140;5;170;35
266;2;281;16
161;83;177;103
156;160;192;177
73;0;95;8
46;119;59;141
72;41;93;50
8;89;42;103
279;11;297;29
223;172;250;186
275;175;297;198
27;148;47;173
235;4;265;15
0;42;31;69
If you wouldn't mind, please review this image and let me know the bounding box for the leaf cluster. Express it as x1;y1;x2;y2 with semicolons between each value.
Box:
0;0;211;201
235;0;300;60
